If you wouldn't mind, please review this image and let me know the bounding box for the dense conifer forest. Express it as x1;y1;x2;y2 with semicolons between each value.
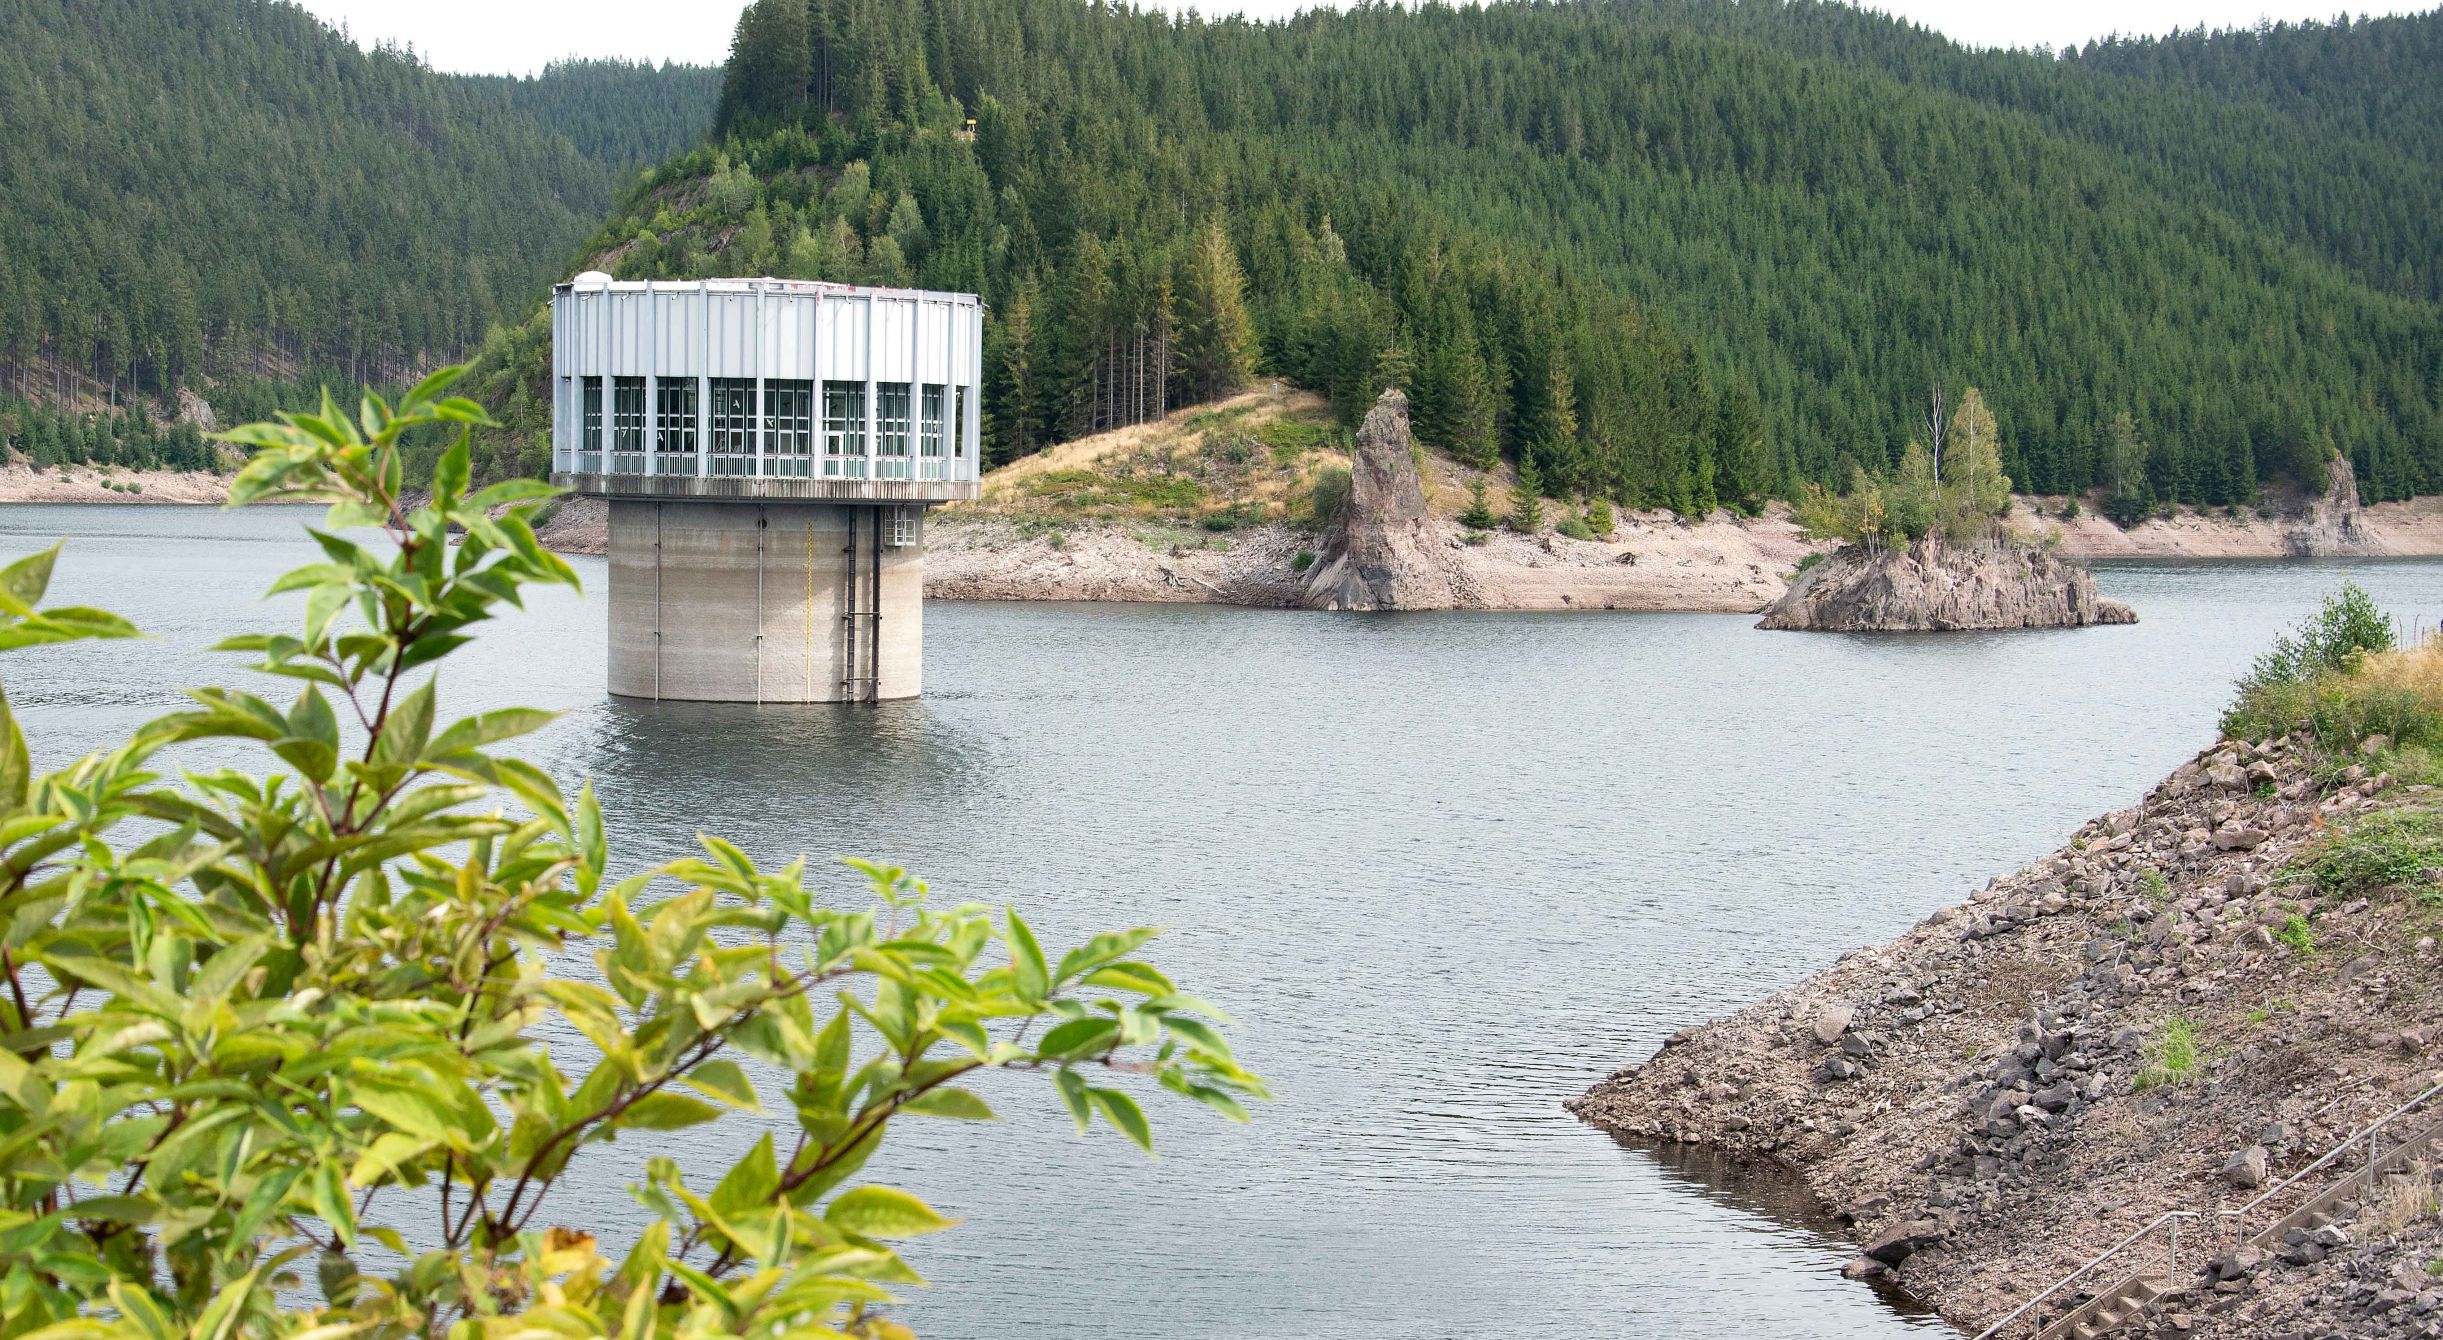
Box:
468;59;725;175
511;0;2443;511
6;0;2436;512
0;0;715;414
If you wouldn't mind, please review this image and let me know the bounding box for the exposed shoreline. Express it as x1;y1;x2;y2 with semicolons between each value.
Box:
1567;738;2443;1337
0;462;240;505
13;470;2443;614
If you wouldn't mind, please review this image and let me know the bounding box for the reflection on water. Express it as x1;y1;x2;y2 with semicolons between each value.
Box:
1632;1137;1948;1324
5;503;2442;1338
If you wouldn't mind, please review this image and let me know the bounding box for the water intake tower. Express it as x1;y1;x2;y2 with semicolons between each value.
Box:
549;274;982;702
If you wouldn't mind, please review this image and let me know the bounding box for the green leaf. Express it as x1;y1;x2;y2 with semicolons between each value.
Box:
432;437;470;507
1055;927;1162;985
1006;907;1048;1004
399;364;465;415
107;1280;176;1340
1084;961;1176;997
1053;1068;1091;1132
709;1132;779;1218
1036;1017;1118;1059
1088;1087;1154;1154
574;780;605;897
424;708;558;760
824;1185;957;1239
186;1264;265;1340
271;736;339;783
676;1059;762;1113
351;1077;460;1144
0;685;28;809
285;685;339;749
613;1092;723;1132
374;680;435;765
346;1132;433;1188
1162;1015;1233;1061
0;543;58;617
63;1195;155;1224
900;1087;996;1121
466;478;562;511
310;1159;356;1248
303;584;351;649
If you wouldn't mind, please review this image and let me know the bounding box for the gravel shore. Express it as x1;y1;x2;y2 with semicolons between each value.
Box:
1570;736;2443;1338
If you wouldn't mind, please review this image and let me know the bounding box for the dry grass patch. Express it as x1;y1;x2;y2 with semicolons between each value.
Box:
962;388;1347;532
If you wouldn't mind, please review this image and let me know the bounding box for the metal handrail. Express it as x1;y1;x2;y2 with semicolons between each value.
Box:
1970;1211;2198;1340
2220;1075;2443;1242
1973;1076;2443;1340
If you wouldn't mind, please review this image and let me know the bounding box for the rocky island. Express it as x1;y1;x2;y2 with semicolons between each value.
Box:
1571;612;2443;1338
1757;537;2137;632
1762;389;2139;632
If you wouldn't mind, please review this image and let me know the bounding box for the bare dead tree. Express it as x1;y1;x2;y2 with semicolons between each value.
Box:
1923;381;1948;485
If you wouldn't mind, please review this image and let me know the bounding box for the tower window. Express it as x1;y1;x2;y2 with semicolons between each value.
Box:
581;377;603;443
655;378;697;473
707;378;756;474
612;377;645;451
825;380;864;458
876;383;912;456
919;385;945;457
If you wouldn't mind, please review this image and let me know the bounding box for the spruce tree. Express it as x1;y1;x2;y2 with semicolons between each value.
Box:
1459;475;1496;530
1442;320;1499;470
2101;413;2154;527
1177;223;1256;403
1509;460;1546;533
715;0;810;135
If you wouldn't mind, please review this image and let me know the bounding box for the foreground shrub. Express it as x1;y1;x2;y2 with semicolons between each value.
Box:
0;369;1263;1339
2220;580;2415;749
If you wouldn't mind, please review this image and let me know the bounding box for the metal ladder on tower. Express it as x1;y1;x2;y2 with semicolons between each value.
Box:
839;508;882;703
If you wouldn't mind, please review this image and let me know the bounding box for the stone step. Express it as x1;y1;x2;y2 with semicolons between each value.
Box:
2040;1276;2162;1340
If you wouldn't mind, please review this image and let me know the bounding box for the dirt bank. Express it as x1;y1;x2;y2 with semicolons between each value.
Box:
2030;500;2443;560
2026;458;2443;560
0;463;231;504
531;494;608;555
1569;738;2443;1337
540;488;2443;613
923;508;1811;612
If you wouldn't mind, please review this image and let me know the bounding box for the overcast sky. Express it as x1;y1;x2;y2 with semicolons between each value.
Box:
295;0;2434;76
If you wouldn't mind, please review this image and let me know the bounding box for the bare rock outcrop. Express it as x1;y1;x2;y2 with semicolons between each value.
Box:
2283;454;2377;557
1757;537;2134;631
1300;389;1477;610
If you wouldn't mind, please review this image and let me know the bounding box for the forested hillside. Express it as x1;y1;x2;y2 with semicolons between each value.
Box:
508;0;2443;512
469;59;725;175
0;0;715;415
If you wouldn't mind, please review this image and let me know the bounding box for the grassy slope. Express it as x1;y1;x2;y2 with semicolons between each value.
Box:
949;389;1348;540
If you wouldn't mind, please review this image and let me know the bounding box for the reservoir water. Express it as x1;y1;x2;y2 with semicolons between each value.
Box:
6;503;2440;1339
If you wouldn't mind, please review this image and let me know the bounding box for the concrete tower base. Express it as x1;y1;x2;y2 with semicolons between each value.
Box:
605;499;924;702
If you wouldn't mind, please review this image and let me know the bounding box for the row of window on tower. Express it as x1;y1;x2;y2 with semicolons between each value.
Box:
573;376;969;480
